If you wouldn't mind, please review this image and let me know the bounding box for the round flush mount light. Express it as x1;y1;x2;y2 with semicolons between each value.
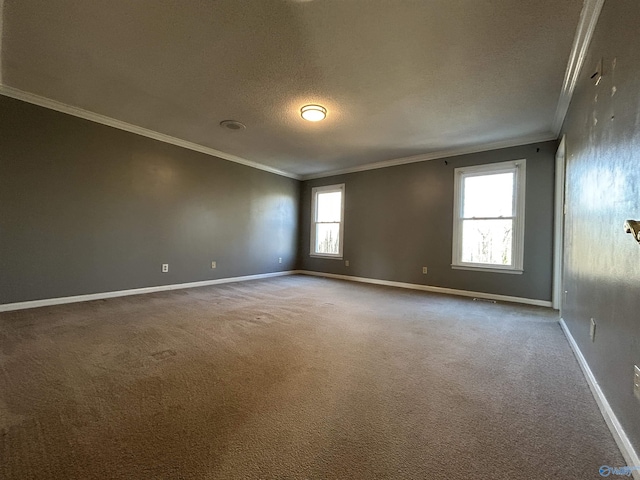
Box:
219;120;246;130
300;104;327;122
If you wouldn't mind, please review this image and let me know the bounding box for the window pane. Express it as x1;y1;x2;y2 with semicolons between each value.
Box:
316;191;342;222
315;223;340;254
461;219;513;265
463;172;514;218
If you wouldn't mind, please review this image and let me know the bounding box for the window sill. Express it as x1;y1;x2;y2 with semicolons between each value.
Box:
451;265;523;275
310;254;343;260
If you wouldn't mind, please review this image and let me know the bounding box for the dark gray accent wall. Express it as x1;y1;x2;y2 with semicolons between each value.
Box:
0;96;299;304
299;141;556;301
561;0;640;452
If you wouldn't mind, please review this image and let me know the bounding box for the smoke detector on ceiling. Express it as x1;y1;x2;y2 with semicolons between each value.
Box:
219;120;246;130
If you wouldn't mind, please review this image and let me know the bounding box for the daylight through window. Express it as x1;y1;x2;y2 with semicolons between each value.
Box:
310;184;345;258
452;160;525;273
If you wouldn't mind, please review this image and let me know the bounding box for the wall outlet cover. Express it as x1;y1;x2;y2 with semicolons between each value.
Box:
634;365;640;401
590;318;596;342
211;261;216;269
161;264;169;273
422;266;428;274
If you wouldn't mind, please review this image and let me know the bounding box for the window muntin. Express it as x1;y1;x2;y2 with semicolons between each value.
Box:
311;184;345;258
452;161;525;273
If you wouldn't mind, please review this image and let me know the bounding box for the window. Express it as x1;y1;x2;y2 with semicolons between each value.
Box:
310;184;345;258
452;160;526;273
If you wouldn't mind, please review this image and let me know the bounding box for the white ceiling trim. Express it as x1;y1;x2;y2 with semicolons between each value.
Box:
301;132;558;181
552;0;605;135
1;84;558;183
0;2;596;183
0;84;302;180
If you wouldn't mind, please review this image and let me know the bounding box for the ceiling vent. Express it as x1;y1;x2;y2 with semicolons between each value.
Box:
219;120;246;130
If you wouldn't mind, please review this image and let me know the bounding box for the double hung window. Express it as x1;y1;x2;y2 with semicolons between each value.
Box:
310;184;345;258
452;160;526;273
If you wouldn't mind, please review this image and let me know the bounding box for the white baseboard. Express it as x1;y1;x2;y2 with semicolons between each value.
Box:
1;270;551;312
0;271;297;312
297;270;552;307
560;319;640;478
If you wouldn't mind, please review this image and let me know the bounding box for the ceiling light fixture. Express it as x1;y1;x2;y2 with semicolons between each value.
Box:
300;104;327;122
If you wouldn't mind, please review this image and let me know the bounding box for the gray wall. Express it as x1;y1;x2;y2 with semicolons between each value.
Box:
0;96;299;304
561;0;640;451
299;141;556;301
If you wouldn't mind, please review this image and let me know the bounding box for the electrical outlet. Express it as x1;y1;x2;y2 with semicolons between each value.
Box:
278;257;282;264
161;264;169;273
211;261;216;269
345;260;349;267
422;266;428;274
590;318;596;342
634;366;640;401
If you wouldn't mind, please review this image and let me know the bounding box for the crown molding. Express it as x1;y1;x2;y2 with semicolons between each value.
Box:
552;0;605;135
0;0;602;183
300;132;557;180
0;84;302;180
0;84;559;183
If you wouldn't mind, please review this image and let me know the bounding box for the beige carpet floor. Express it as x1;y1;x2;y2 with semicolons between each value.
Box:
0;275;626;479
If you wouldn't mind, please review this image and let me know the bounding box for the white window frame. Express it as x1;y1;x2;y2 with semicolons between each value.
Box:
310;183;345;259
452;159;526;274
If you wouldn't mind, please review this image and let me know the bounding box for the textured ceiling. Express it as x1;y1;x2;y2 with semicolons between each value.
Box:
1;0;583;177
